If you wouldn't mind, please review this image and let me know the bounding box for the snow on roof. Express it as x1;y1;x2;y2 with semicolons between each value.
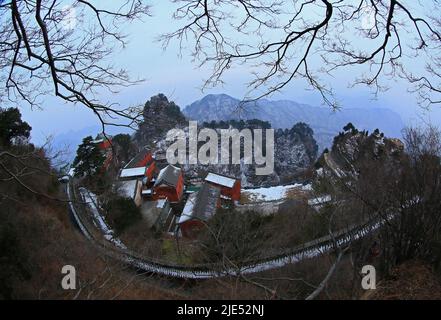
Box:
120;167;146;178
141;189;152;195
91;138;104;144
205;172;236;188
119;180;138;199
68;167;76;177
156;199;167;209
154;165;181;187
178;192;198;224
193;183;220;221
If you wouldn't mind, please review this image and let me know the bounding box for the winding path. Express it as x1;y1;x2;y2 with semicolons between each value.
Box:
67;179;389;279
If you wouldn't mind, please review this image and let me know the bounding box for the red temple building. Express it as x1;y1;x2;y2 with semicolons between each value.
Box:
152;165;184;202
204;172;241;201
178;183;221;238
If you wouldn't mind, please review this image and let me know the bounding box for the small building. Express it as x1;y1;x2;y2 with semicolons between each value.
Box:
92;136;112;150
119;166;148;180
118;179;143;207
123;148;156;181
178;183;221;238
125;147;153;168
145;161;156;181
92;136;114;170
204;172;241;201
141;188;153;199
119;161;155;182
153;165;184;202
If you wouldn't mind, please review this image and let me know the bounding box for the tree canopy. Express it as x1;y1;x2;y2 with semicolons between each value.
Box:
72;136;106;178
0;107;31;147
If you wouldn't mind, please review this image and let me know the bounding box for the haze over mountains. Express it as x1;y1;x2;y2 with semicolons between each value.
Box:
183;94;405;151
52;93;405;165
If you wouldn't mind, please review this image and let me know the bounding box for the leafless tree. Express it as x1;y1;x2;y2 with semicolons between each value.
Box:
163;0;441;108
0;1;152;202
0;0;150;131
320;125;441;277
186;206;351;299
0;142;70;202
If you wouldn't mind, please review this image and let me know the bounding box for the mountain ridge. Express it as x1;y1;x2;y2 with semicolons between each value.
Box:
183;94;405;151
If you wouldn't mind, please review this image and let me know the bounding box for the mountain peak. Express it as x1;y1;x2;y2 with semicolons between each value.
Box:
183;93;404;151
198;93;238;104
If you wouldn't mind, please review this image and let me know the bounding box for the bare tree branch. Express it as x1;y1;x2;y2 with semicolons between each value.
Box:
163;0;441;108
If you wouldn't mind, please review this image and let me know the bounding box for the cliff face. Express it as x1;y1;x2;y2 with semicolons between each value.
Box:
275;122;318;175
316;125;405;178
148;119;318;187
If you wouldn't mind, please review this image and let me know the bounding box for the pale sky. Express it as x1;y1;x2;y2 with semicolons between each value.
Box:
17;1;441;146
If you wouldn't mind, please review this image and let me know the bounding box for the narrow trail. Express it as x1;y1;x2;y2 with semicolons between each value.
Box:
66;178;389;279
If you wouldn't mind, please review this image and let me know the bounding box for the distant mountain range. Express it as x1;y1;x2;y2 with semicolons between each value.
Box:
49;125;133;167
52;93;405;166
183;94;405;151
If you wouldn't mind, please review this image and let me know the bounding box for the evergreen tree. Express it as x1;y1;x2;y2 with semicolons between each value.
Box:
343;122;355;132
0;108;32;147
72;136;105;178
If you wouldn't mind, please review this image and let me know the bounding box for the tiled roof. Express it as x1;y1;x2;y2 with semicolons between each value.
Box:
120;167;146;178
205;172;237;188
125;147;152;169
154;165;181;188
192;183;221;221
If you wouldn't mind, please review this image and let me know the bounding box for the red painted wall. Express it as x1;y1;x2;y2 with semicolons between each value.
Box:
145;161;156;180
231;180;241;201
136;152;153;167
153;186;177;202
98;139;112;150
153;173;184;202
180;219;204;238
176;174;184;199
211;180;241;201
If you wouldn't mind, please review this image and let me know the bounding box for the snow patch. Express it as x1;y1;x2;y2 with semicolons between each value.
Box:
79;187;126;249
242;183;304;202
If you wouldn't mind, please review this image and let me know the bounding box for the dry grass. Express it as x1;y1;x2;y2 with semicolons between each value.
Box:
363;260;441;300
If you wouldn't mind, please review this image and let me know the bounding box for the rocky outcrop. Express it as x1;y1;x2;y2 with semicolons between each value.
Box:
150;119;318;187
134;94;187;146
183;94;404;152
316;124;404;178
